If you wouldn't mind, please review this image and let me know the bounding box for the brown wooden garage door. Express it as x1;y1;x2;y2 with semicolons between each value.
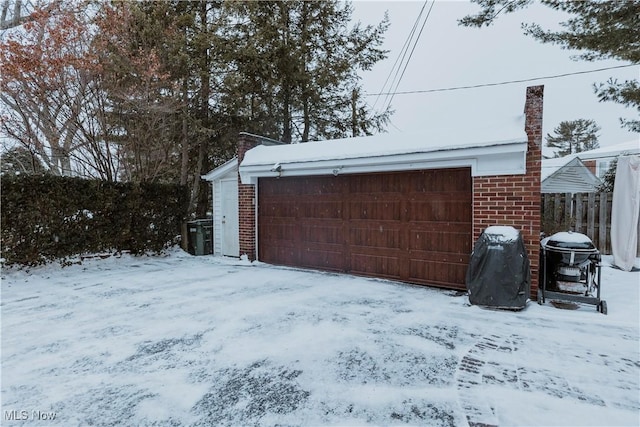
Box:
258;168;472;290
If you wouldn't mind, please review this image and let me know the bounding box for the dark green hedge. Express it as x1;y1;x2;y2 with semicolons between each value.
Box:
1;175;188;266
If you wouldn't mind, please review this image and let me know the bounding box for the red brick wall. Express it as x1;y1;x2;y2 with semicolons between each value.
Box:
237;134;260;260
472;86;543;296
583;159;597;175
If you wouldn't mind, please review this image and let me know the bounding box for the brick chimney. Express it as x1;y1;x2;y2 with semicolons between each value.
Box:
237;133;261;260
524;86;543;295
472;86;543;297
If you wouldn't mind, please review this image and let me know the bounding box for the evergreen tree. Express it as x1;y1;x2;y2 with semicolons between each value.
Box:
0;146;46;176
597;157;618;192
93;1;188;183
460;0;640;132
546;119;601;157
597;152;634;192
220;1;390;143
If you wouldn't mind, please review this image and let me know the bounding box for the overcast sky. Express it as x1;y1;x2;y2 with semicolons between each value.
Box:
351;1;640;150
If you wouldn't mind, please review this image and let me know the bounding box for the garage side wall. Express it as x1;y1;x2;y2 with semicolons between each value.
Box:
473;85;543;296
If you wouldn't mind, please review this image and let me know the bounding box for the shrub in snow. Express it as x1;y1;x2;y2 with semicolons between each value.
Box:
1;175;188;266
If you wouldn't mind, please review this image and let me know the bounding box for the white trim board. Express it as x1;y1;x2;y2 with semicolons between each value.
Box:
240;139;527;184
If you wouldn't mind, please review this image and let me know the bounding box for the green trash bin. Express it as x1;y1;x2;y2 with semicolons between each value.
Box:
187;219;213;255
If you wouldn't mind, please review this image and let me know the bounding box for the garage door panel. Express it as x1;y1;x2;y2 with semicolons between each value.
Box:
260;201;298;218
349;173;407;193
258;168;471;289
300;222;343;244
260;183;298;197
407;221;470;232
350;244;405;258
348;200;403;220
300;201;343;219
409;230;471;254
409;170;471;192
408;191;469;200
259;219;296;240
265;246;298;265
408;259;468;289
298;176;343;195
408;250;469;265
349;225;403;249
299;247;344;271
408;200;471;222
351;253;401;278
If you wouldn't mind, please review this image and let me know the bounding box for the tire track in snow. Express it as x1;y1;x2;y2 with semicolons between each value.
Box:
455;334;507;427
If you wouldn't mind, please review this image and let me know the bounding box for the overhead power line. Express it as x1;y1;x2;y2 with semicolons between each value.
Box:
365;64;639;97
373;0;435;113
384;0;436;112
373;1;426;111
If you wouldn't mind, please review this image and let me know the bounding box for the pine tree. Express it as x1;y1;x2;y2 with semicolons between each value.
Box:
93;1;183;183
546;119;600;157
220;0;390;143
597;157;618;193
460;0;640;132
0;146;46;176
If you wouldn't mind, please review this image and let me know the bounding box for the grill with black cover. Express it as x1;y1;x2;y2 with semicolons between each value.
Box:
466;226;530;310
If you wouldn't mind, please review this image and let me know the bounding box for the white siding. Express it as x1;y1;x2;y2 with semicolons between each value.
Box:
213;179;223;255
205;163;238;256
541;157;601;193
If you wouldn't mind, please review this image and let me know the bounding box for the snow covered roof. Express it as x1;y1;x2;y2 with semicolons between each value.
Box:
541;139;639;179
543;140;639;161
202;158;238;182
541;145;557;159
239;115;528;184
576;140;640;160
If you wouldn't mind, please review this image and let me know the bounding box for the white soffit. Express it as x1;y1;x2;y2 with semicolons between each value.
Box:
239;125;528;185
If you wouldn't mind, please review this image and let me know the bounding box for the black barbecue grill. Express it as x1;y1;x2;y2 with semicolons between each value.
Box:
539;231;607;314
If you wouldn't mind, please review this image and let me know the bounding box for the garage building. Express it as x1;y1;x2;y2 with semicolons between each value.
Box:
220;86;542;294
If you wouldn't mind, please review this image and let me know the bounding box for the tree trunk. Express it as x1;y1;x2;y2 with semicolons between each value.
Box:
280;3;292;143
302;95;310;142
301;2;310;142
190;141;204;214
351;88;357;137
282;92;291;143
193;2;212;217
180;78;189;186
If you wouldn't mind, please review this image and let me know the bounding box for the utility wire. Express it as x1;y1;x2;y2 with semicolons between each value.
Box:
365;64;638;97
363;98;403;132
384;0;435;112
374;0;429;112
372;22;419;111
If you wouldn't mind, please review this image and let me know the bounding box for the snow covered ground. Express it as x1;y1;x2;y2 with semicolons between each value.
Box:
2;249;639;426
